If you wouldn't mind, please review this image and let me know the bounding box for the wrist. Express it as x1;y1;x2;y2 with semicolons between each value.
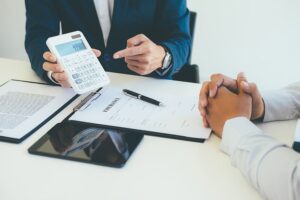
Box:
158;45;172;70
252;98;266;122
157;45;166;69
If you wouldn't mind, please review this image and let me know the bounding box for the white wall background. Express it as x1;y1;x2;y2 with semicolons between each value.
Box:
0;0;300;90
0;1;27;60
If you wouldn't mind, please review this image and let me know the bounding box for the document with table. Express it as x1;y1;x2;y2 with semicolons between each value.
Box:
69;86;211;142
0;80;77;143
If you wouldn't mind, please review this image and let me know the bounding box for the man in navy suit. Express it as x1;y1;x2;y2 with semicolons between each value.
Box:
25;0;191;87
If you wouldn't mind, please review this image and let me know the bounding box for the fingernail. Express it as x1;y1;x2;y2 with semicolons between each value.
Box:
242;81;248;86
241;81;250;89
209;90;214;97
113;54;120;59
239;72;245;76
200;110;205;116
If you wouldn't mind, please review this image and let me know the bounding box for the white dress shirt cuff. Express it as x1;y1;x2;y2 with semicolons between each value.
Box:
220;117;262;156
47;71;59;84
155;64;173;76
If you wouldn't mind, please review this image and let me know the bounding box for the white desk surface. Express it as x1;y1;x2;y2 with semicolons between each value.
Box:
0;58;297;200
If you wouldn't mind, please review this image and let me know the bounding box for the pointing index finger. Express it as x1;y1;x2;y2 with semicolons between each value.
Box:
114;45;146;59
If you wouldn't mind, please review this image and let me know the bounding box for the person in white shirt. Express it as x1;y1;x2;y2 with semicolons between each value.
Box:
199;72;300;200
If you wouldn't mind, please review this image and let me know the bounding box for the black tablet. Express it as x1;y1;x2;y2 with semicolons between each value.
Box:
28;121;144;168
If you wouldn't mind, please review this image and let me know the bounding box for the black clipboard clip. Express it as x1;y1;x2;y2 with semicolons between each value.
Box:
292;120;300;153
73;92;102;112
293;142;300;153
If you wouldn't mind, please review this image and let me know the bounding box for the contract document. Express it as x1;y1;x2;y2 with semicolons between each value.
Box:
69;86;211;142
0;80;77;143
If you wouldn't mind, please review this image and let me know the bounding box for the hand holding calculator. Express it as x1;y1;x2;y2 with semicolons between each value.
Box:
46;31;110;94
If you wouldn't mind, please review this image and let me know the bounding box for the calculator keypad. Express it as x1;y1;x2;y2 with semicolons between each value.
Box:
61;51;109;92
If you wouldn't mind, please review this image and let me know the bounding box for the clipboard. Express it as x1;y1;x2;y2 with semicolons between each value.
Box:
66;87;211;143
0;80;78;143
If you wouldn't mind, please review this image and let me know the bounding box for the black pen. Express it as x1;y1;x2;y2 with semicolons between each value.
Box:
123;89;165;107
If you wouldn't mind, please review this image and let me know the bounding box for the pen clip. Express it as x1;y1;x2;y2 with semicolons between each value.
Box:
73;92;101;112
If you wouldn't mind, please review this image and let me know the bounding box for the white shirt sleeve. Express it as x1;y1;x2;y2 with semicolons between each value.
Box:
47;71;59;84
263;82;300;122
220;117;300;200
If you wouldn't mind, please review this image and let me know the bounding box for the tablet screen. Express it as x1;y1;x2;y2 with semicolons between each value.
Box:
28;122;143;168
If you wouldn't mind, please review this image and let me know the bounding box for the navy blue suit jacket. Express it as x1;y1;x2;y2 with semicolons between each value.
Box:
25;0;191;82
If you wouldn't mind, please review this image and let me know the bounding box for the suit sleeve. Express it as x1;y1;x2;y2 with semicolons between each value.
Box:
25;0;60;83
221;117;300;200
155;0;191;78
263;82;300;122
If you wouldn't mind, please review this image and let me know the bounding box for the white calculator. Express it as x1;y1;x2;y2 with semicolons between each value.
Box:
46;31;110;94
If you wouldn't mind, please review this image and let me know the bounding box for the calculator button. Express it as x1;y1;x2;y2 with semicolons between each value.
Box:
75;79;83;84
60;50;109;93
72;73;80;79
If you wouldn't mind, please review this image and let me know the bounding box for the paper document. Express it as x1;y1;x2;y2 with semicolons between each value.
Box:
0;80;77;140
69;87;211;140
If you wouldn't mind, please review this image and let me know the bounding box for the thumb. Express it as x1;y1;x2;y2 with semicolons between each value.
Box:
240;81;259;98
127;34;148;48
240;81;252;94
236;72;248;95
240;81;264;120
236;73;256;95
92;49;101;57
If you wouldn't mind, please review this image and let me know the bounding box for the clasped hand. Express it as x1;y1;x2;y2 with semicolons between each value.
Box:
198;73;265;137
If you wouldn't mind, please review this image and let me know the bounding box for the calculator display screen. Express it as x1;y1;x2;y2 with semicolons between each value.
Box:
56;39;86;56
